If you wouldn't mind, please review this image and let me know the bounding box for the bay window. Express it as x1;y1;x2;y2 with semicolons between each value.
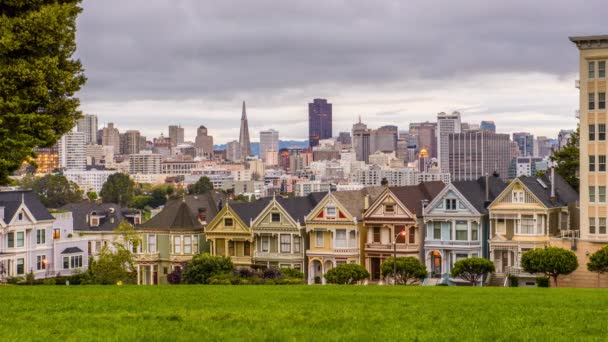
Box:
261;236;269;252
520;215;535;234
335;229;346;248
471;222;479;241
433;222;441;240
455;221;468;240
294;236;301;253
280;235;291;253
315;231;324;247
184;236;192;254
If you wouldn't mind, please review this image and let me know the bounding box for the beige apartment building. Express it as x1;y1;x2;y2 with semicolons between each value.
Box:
564;35;608;287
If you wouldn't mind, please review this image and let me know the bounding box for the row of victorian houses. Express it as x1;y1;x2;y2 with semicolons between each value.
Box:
0;169;587;286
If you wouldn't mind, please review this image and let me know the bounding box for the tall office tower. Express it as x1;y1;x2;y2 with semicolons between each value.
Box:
168;125;185;147
124;130;141;155
101;122;120;156
557;129;574;150
33;146;59;173
411;122;437;159
259;129;279;162
226;140;242;162
512;132;534;157
239;101;251;159
480;120;497;133
128;151;162;174
308;98;332;147
195;125;214;158
352;117;370;163
370;126;398;153
338;132;352;146
76;114;98;145
447;130;511;181
534;136;553;158
58;131;86;170
437;111;462;172
571;35;608;244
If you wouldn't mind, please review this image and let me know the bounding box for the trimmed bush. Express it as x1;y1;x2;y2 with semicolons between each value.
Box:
381;257;427;285
183;254;234;284
521;247;578;287
280;267;304;279
325;264;369;284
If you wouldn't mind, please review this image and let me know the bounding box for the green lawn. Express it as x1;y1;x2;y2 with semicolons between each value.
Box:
1;286;607;341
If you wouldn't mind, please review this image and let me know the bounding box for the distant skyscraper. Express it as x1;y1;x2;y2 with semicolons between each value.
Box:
480;121;496;133
226;140;242;162
370;125;398;153
101;123;120;156
557;129;574;151
352;117;371;163
168;125;185;147
124;130;141;155
239;101;251;159
259;129;279;162
308;98;332;147
512;132;534;157
76;114;98;145
59;131;86;170
437;111;462;172
338;132;352;145
448;130;511;181
195;125;214;158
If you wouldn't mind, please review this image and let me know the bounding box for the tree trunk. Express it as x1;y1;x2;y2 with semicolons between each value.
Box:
553;275;558;287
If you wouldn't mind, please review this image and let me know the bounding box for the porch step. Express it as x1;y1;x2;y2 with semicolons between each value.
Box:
486;273;505;287
423;277;441;286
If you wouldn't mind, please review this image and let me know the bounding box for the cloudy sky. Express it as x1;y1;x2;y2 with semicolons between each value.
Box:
76;1;606;144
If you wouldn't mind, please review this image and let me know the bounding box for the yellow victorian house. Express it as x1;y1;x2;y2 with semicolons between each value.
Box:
488;171;578;286
305;188;383;284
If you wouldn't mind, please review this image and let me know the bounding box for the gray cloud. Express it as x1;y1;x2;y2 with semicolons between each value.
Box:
75;0;604;142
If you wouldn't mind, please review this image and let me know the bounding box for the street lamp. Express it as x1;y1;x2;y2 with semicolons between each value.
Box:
393;229;407;285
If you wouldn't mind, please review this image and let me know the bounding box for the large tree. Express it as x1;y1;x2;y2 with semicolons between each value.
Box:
550;127;579;191
100;173;135;206
587;245;608;280
188;176;213;195
21;174;82;208
325;264;370;284
0;1;86;185
381;257;427;285
521;247;578;287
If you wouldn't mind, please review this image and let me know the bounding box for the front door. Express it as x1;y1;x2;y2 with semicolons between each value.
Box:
431;251;441;278
371;258;381;280
501;251;509;273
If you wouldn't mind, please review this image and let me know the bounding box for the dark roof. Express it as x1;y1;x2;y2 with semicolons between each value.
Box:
390;181;446;216
229;197;273;226
227;192;326;226
453;176;507;214
61;247;83;254
60;202;135;232
518;173;579;208
139;192;223;230
0;190;54;222
331;187;385;220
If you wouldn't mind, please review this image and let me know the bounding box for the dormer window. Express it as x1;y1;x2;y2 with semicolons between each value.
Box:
385;205;395;213
271;213;281;222
224;218;234;227
18;213;23;221
326;207;337;218
91;218;99;227
445;199;457;210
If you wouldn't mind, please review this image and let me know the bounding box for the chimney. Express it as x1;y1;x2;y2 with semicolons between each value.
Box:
550;167;557;205
364;195;370;210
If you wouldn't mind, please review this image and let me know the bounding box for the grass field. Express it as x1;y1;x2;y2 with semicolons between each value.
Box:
1;285;607;341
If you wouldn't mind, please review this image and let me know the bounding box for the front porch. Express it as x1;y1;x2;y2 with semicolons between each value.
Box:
208;237;253;267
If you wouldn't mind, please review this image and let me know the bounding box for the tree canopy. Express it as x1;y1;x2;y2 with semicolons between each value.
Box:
587;245;608;275
0;0;86;185
521;247;578;287
188;176;213;195
381;257;427;285
100;173;135;206
450;257;495;286
325;264;369;284
19;174;82;207
183;254;234;284
550;127;579;191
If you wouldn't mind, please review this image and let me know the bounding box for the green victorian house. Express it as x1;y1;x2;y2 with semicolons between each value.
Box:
135;193;222;285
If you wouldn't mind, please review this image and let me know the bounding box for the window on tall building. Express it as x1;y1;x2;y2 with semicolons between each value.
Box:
293;236;301;253
600;218;607;234
456;221;468;240
16;232;24;247
600;186;606;203
600;61;606;78
590;124;596;141
589;93;596;110
590;186;596;202
520;215;536;234
589;61;596;79
600;124;606;141
600;155;606;172
37;255;46;270
471;222;479;240
590;156;596;172
590;217;596;234
373;227;381;243
433;222;441;240
36;229;45;245
280;235;291;253
600;93;606;110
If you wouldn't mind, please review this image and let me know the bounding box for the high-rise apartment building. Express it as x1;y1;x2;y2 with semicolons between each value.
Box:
352;118;370;163
239;101;251;159
512;132;534;157
371;125;398;153
124;130;141;155
308;98;332;147
58;131;86;171
259;129;279;162
437;111;462;172
226;140;242;162
480;120;496;133
447;130;511;181
557;129;574;150
129;151;162;174
101;123;120;156
76;114;98;145
195;125;214;158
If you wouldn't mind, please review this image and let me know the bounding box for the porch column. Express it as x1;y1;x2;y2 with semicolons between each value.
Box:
291;233;294;254
137;264;140;285
451;220;456;241
467;221;472;241
225;239;228;256
149;265;153;285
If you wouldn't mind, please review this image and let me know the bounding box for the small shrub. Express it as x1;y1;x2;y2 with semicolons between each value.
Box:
381;257;427;285
325;264;369;285
280;267;304;279
450;258;495;286
183;254;234;284
536;276;550;288
235;268;255;279
42;278;56;286
508;275;519;287
167;268;183;285
276;278;305;285
7;276;25;285
314;276;321;284
262;268;282;279
25;271;35;285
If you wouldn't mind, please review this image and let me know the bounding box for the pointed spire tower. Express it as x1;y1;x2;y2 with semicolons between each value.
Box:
239;101;251;159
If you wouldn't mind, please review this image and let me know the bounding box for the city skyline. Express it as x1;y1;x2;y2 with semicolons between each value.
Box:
73;1;608;143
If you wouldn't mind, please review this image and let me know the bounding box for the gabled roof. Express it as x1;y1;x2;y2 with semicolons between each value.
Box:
230;198;273;226
329;187;385;220
517;173;578;208
452;176;507;214
231;192;326;226
390;181;445;216
138;191;223;230
0;190;54;222
60;202;136;232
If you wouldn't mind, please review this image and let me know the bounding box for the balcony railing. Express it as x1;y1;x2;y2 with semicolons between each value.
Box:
505;266;539;278
365;243;417;251
424;240;481;247
254;252;302;260
333;247;360;254
560;230;580;239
